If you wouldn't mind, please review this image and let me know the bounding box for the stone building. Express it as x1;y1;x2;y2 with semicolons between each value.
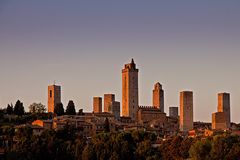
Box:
93;97;102;113
153;82;164;112
48;84;61;113
122;59;139;120
169;107;178;118
104;94;115;112
109;101;120;120
218;93;231;128
137;106;166;124
180;91;193;132
212;112;227;130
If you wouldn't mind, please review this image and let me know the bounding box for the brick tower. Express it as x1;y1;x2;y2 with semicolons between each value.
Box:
122;59;139;120
48;84;61;113
153;82;164;112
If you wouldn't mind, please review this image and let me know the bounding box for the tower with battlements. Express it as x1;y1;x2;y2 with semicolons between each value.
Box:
122;59;139;120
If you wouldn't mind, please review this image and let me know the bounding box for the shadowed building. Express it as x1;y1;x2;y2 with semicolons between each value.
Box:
109;101;120;120
48;84;61;113
218;93;231;128
180;91;193;132
153;82;164;112
169;107;178;118
212;112;227;130
93;97;102;113
104;94;115;112
122;59;139;120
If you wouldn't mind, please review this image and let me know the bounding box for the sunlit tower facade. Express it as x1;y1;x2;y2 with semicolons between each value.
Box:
48;84;61;113
122;59;139;120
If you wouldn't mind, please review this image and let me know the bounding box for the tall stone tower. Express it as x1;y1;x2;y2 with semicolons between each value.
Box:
218;93;231;128
122;59;139;120
104;94;115;112
153;82;164;112
180;91;193;132
93;97;102;113
48;84;61;113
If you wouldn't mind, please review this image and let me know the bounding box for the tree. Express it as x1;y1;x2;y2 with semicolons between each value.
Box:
29;102;46;114
65;100;76;115
189;140;211;160
14;100;25;116
54;103;64;116
78;109;84;115
7;104;14;115
104;118;110;132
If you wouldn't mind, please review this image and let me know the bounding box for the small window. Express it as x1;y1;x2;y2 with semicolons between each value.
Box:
50;90;52;98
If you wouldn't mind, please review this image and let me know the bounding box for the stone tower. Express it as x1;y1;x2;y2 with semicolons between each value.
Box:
180;91;193;132
93;97;102;113
218;93;231;128
153;82;164;112
122;59;139;120
48;84;61;113
104;94;115;112
169;107;178;118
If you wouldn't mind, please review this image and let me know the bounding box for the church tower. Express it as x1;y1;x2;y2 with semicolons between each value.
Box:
122;59;139;120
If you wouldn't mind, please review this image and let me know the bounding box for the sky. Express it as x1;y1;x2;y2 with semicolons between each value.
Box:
0;0;240;122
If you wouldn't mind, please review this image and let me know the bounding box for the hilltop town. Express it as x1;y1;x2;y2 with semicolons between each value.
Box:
1;59;240;159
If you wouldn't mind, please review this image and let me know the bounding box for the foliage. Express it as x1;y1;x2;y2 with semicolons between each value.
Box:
29;103;46;114
2;125;240;160
13;100;25;116
65;100;76;115
54;103;64;116
104;118;110;132
6;104;14;115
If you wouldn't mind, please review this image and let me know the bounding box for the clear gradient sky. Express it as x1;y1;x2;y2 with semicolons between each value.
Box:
0;0;240;122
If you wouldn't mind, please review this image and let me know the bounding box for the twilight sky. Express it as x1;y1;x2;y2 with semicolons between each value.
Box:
0;0;240;122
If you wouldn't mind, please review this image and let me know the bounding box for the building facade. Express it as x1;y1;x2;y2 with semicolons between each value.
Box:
48;84;61;113
110;101;120;120
169;107;178;118
93;97;102;113
212;112;227;130
218;93;231;128
104;94;115;112
122;59;139;120
180;91;193;132
153;82;164;112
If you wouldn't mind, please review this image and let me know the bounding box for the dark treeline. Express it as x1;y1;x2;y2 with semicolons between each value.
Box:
1;124;240;160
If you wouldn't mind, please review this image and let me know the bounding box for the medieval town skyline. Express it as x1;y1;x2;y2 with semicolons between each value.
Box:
1;1;240;123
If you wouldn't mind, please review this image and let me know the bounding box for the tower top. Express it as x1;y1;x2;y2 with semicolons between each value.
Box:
131;58;135;64
154;82;162;90
123;58;138;71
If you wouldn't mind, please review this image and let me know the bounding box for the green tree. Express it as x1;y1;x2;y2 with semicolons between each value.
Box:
54;103;64;116
7;104;14;115
13;100;25;116
189;140;211;160
29;102;46;113
65;100;76;115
